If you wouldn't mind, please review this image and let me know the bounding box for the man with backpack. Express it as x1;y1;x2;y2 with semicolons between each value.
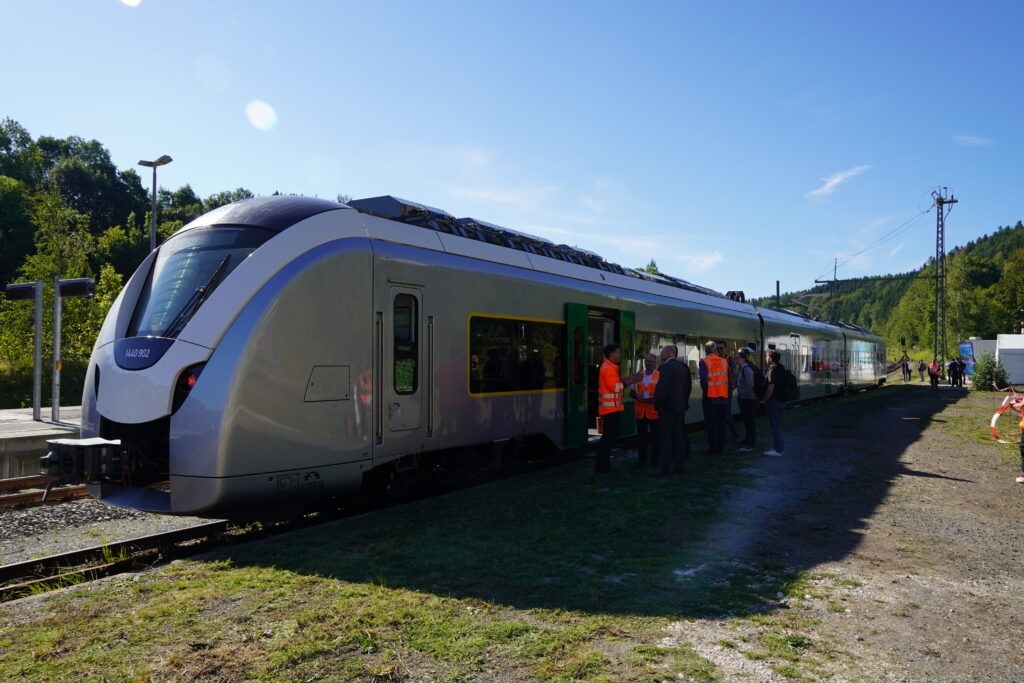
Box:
734;348;761;452
761;349;790;456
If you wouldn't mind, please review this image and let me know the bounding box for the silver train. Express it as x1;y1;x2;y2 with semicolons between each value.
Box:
48;195;885;516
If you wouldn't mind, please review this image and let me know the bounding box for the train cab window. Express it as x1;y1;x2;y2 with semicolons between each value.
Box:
127;226;276;339
393;294;418;394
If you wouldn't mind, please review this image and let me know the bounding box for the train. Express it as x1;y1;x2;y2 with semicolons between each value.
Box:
41;194;885;517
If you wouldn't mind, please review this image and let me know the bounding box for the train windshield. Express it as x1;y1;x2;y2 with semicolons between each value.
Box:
126;226;275;338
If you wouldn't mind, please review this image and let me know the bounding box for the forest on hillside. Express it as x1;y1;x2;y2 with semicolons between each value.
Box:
2;116;1024;407
749;222;1024;359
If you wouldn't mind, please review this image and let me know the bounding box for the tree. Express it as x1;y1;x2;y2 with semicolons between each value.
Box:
0;185;94;369
947;253;1002;344
971;351;1007;392
43;140;148;236
0;118;43;184
96;212;148;278
991;248;1024;335
160;184;205;224
205;187;254;211
0;175;34;285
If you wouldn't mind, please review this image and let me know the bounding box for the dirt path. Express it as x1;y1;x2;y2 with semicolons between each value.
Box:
672;384;1024;682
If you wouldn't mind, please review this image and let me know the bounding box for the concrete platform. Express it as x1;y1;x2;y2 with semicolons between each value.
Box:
0;407;82;479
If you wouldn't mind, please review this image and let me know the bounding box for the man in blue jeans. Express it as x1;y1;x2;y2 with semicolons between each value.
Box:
761;350;786;456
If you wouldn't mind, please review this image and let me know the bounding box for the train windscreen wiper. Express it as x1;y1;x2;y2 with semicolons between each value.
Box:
162;255;232;338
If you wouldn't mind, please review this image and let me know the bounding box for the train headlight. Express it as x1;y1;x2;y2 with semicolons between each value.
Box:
172;362;206;413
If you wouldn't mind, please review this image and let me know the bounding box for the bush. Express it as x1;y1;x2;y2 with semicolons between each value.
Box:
971;351;1007;391
0;359;87;409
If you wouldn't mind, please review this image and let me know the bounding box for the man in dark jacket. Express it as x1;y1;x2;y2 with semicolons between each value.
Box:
653;344;691;476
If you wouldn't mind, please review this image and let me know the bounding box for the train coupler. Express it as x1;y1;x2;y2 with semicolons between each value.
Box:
41;437;125;486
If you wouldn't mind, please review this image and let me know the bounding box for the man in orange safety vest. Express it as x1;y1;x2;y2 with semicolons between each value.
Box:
700;341;730;455
595;342;642;473
630;353;660;468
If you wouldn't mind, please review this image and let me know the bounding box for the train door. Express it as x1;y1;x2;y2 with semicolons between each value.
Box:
376;287;430;452
564;303;636;448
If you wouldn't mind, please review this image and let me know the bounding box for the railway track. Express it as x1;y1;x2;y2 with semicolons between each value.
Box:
0;520;232;602
0;475;89;508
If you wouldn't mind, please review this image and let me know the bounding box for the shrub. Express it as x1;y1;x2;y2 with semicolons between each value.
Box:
971;351;1007;391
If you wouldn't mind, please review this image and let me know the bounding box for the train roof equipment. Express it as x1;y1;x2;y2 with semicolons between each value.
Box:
347;195;726;299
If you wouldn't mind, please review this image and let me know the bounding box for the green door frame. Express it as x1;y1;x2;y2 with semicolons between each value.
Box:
618;309;637;438
565;303;637;447
565;303;589;447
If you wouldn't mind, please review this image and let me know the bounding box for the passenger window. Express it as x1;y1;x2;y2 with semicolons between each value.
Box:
393;293;417;394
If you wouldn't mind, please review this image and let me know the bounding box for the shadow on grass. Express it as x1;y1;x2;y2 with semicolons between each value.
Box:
213;384;964;619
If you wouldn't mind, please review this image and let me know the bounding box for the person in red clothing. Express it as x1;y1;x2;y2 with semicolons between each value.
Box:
595;343;642;473
1008;394;1024;484
630;353;660;469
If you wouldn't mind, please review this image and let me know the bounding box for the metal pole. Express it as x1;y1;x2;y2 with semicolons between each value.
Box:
150;165;158;252
52;278;62;422
33;280;42;421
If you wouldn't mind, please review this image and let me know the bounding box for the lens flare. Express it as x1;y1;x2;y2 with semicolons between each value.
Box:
245;100;278;131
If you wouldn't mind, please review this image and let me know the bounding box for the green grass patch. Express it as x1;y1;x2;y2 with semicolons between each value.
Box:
1;384;993;681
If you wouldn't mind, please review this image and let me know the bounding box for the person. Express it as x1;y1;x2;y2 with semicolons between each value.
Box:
594;343;641;473
734;348;758;452
699;341;729;454
762;349;786;456
717;341;740;442
918;359;927;382
1009;394;1024;484
928;359;941;390
947;358;960;388
630;353;660;469
901;357;911;382
652;344;691;476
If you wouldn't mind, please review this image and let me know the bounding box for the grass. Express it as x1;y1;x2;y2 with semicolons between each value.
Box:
0;384;1001;681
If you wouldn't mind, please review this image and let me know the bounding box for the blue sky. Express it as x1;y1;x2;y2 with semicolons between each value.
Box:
4;1;1023;299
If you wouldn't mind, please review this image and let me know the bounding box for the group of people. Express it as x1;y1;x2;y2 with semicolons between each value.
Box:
594;340;789;475
902;357;968;389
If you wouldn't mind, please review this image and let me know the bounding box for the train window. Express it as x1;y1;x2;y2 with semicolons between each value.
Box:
469;315;566;394
126;226;276;339
393;294;417;394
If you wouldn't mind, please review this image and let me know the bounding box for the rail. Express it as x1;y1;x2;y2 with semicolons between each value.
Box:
0;475;89;508
0;520;231;602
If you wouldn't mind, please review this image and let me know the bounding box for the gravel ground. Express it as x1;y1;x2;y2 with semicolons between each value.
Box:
0;498;215;565
667;383;1024;682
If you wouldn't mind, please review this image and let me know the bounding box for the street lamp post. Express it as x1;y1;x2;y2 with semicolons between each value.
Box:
138;155;173;252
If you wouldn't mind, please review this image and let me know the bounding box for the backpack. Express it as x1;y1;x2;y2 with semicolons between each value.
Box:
745;363;766;399
770;365;798;402
783;367;798;401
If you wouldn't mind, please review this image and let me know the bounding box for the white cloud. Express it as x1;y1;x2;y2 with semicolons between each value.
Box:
953;134;991;146
806;165;872;198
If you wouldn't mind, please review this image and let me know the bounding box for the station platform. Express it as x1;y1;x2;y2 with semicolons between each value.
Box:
0;407;82;479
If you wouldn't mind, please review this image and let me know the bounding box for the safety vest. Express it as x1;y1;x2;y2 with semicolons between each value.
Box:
598;359;624;416
634;370;659;420
703;355;729;399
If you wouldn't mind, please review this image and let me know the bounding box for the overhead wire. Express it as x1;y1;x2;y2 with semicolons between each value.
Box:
814;203;934;282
